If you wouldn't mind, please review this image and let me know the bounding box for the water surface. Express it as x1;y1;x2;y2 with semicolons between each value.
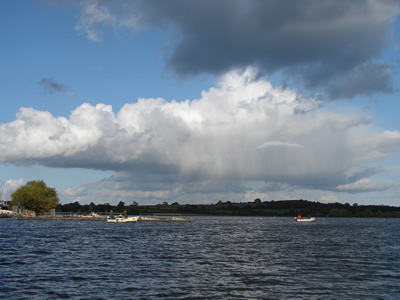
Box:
1;217;399;299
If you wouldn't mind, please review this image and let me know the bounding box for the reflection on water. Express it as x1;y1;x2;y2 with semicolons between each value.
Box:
1;217;399;299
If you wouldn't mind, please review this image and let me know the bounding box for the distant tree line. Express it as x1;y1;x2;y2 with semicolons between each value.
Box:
59;201;140;215
57;199;400;218
10;179;398;218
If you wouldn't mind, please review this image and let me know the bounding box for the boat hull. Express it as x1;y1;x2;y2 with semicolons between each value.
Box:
139;216;167;221
172;217;189;221
294;217;316;222
107;216;139;222
138;216;194;222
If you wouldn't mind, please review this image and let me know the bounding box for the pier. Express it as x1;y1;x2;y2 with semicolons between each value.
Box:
0;211;194;222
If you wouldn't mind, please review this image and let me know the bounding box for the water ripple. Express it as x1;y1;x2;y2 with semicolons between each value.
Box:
0;217;399;299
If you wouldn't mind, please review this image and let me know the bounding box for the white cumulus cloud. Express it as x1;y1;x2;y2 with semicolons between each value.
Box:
1;69;400;197
0;178;25;200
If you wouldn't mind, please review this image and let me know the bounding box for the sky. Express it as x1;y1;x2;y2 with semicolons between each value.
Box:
1;0;400;207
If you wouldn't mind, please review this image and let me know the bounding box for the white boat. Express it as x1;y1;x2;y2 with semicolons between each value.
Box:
82;212;102;218
137;215;194;222
294;217;316;222
107;216;139;223
171;216;188;221
138;216;167;221
0;208;13;218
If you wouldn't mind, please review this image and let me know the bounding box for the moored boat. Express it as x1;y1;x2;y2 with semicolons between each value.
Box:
137;215;194;222
107;216;139;222
0;208;13;218
139;216;167;221
294;216;316;222
172;216;188;221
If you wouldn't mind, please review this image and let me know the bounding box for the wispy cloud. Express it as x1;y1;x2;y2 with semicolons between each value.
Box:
75;0;117;43
60;186;85;197
39;77;68;94
336;179;397;193
38;77;78;99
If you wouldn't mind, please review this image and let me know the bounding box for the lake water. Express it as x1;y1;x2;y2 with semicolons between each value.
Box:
1;217;399;299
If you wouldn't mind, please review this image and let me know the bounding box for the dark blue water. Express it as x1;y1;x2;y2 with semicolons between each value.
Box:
1;217;399;299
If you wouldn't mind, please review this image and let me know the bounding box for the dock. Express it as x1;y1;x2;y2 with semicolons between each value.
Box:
0;209;194;222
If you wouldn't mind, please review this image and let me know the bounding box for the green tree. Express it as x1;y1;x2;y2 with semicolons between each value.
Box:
356;208;374;218
10;180;59;213
116;201;125;210
89;202;96;213
327;208;352;217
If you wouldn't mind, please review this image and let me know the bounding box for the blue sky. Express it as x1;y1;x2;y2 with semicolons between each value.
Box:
1;0;400;207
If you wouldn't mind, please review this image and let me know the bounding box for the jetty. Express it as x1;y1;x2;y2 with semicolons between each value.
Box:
1;208;194;222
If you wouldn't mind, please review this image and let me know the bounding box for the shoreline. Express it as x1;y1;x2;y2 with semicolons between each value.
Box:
2;216;194;222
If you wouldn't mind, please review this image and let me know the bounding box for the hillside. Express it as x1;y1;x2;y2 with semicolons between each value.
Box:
59;199;400;218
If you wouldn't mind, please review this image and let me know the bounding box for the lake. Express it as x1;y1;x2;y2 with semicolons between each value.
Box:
1;217;399;299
